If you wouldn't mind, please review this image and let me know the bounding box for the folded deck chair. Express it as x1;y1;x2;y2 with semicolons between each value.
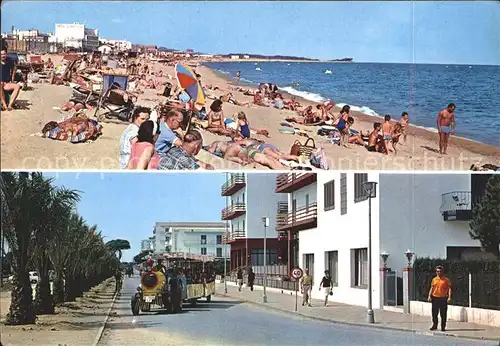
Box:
93;73;134;123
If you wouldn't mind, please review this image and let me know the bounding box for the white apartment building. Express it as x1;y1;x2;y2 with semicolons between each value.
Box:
100;39;132;52
221;173;288;271
54;23;99;51
277;172;487;309
152;222;228;258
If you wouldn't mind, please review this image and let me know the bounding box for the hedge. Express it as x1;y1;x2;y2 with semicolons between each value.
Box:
413;257;500;310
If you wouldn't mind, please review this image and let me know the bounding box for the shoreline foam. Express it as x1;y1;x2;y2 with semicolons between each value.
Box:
205;63;499;152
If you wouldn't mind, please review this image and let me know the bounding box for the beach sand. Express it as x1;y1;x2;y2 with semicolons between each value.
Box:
1;58;498;170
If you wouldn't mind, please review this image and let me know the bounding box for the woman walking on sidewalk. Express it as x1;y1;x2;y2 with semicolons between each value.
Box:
237;268;244;291
319;270;333;307
427;265;452;331
247;268;255;291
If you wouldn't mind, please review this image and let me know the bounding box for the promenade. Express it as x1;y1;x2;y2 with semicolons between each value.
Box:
216;281;500;342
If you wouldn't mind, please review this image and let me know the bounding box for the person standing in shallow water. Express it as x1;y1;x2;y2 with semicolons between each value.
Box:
236;71;241;82
427;265;452;331
437;103;456;155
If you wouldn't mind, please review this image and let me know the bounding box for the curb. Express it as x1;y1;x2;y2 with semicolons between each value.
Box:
91;278;120;346
216;292;500;342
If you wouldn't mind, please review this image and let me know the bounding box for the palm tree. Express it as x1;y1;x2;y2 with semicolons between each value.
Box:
106;239;131;261
1;172;43;324
32;176;80;315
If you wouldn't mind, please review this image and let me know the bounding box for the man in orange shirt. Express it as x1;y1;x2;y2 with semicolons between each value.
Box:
427;265;452;331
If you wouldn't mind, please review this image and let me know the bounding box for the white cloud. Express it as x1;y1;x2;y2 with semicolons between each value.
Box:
111;18;124;24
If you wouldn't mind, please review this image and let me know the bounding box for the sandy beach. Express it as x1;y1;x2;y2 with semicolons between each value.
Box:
1;56;499;171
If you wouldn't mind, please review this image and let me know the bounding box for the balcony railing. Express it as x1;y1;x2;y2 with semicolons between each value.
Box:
221;203;247;220
275;173;317;193
439;191;472;221
221;173;246;196
222;230;246;243
276;202;318;232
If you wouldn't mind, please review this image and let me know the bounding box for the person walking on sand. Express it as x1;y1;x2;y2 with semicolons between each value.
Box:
382;114;393;152
437;103;456;155
237;268;243;291
300;268;313;307
428;265;452;331
319;270;333;306
399;112;409;144
247;267;255;291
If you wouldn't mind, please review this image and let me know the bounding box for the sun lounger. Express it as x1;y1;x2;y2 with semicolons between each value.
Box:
93;73;135;123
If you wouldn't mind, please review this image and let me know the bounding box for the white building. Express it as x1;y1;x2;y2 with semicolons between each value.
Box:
221;173;288;271
98;44;113;55
100;39;132;52
230;55;240;60
152;222;228;258
54;23;99;51
277;172;487;309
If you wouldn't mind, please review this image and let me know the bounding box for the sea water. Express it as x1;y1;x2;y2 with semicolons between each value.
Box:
205;62;500;147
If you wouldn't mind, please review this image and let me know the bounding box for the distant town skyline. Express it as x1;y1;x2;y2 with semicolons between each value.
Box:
1;1;499;65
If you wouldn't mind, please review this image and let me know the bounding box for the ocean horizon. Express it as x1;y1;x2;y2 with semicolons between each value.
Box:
205;61;500;147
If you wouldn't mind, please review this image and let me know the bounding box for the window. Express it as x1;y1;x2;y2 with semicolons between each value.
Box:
305;194;310;212
324;180;335;211
354;173;368;203
351;248;368;288
303;253;315;279
216;247;223;258
242;192;245;202
325;251;338;286
340;174;347;215
201;247;207;255
250;248;277;266
200;235;207;245
216;235;222;245
242;220;245;231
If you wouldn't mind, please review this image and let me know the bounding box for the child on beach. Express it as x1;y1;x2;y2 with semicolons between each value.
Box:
382;114;393;151
400;112;409;144
236;111;252;139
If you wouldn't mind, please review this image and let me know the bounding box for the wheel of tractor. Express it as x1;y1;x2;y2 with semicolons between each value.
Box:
206;295;212;302
131;299;140;316
141;302;151;312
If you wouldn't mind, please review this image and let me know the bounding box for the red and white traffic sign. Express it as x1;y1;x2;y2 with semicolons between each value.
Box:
291;267;303;280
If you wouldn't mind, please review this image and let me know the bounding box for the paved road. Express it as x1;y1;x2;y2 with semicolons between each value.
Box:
99;277;497;346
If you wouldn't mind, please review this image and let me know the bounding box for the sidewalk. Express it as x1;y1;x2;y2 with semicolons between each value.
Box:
1;277;118;346
216;282;500;341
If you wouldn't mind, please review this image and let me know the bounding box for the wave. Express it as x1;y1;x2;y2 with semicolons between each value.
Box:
279;86;326;103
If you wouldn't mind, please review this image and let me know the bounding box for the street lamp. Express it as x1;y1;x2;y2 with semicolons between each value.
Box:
262;216;269;303
380;251;389;269
404;249;414;267
224;220;228;294
362;181;378;324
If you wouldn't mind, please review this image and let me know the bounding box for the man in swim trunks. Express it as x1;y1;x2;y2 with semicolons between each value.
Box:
382;114;393;151
437;103;455;155
366;122;388;155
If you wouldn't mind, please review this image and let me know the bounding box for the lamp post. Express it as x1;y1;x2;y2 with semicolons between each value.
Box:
224;220;228;294
262;217;269;303
362;181;378;324
404;249;414;267
381;251;389;269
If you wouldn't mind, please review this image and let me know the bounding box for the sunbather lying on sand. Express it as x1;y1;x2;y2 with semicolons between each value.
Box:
234;138;299;162
207;140;286;170
42;113;92;137
284;96;301;111
221;93;250;107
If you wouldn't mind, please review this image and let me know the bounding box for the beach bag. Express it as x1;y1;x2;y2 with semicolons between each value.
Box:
290;137;316;157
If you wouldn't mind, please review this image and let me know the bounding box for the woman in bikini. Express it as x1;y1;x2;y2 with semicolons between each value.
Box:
207;99;233;136
208;140;286;169
235;138;300;162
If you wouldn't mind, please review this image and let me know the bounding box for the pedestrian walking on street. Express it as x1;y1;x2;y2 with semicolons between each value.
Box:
247;267;255;291
114;268;123;294
427;265;452;331
300;268;313;307
237;268;244;291
319;270;333;306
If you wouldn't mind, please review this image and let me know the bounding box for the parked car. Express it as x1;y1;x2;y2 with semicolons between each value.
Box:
29;271;39;284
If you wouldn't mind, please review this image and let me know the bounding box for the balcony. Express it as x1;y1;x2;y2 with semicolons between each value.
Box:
275;173;317;193
223;230;246;243
440;191;472;221
276;202;318;232
221;203;247;220
221;174;246;196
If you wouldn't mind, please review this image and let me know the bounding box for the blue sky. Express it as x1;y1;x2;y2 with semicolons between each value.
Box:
44;172;227;262
1;1;499;65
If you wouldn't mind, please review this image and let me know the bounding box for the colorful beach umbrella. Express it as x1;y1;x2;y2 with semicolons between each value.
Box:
175;63;206;105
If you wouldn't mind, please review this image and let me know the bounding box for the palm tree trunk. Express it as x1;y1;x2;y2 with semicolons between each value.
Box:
64;272;77;302
5;269;36;325
53;271;65;305
34;256;54;314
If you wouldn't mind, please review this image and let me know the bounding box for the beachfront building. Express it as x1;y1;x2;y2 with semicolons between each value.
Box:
221;173;288;272
98;44;113;55
2;28;50;53
152;222;228;259
54;23;99;51
277;172;490;309
99;39;132;52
